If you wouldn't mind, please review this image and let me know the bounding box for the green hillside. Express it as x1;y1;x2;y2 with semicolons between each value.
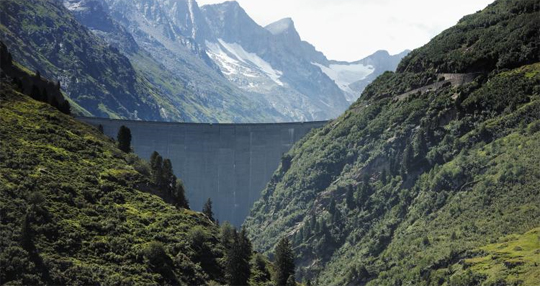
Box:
0;51;282;284
244;0;540;285
0;80;223;284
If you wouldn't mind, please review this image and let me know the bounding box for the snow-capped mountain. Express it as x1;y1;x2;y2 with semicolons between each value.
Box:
315;50;411;102
64;0;408;121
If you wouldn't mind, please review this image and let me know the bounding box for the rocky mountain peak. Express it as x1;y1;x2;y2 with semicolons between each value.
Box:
265;17;296;36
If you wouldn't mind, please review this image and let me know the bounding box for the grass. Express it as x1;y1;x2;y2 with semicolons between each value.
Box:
462;228;540;285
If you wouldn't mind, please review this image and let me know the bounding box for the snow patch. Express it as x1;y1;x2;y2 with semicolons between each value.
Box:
209;39;284;86
313;62;374;93
63;0;87;12
187;0;197;38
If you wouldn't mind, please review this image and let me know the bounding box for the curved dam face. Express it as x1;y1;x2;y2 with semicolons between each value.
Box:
78;117;327;226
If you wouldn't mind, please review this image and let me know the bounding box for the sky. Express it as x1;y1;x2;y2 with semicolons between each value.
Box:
197;0;495;61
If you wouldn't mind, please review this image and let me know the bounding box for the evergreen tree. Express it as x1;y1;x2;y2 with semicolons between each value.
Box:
202;198;214;222
30;85;41;101
150;151;160;170
309;214;316;231
220;221;236;249
275;237;295;286
225;228;252;286
302;223;311;241
59;100;71;115
381;168;388;184
117;125;132;153
173;180;189;209
328;198;336;214
253;253;271;283
20;213;34;252
162;159;175;189
286;275;296;286
415;131;428;157
49;94;60;109
401;144;413;175
153;155;164;186
98;124;104;134
346;186;354;209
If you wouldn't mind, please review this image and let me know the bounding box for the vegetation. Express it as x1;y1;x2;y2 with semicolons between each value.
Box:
0;79;227;284
0;41;71;115
203;198;215;223
117;125;132;153
149;151;189;209
0;61;285;285
398;0;540;73
275;237;296;286
245;0;540;285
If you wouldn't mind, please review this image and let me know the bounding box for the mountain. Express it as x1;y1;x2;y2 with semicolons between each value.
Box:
245;0;540;285
64;0;284;123
201;1;408;119
0;0;175;120
0;0;287;123
89;0;289;123
60;0;406;122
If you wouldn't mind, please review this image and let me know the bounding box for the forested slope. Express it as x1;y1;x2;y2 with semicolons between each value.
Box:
244;0;540;285
0;69;226;284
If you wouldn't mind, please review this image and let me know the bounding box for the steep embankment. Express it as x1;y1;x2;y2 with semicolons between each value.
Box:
245;0;540;285
0;72;228;284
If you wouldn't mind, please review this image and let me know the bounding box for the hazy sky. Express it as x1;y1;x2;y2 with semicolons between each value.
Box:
197;0;494;61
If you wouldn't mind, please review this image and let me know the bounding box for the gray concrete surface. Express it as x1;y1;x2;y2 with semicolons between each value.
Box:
78;117;327;226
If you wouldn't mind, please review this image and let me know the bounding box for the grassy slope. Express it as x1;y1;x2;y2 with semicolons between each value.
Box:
244;0;540;285
0;81;227;285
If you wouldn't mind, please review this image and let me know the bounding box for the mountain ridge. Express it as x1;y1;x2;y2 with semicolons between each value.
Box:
244;0;540;284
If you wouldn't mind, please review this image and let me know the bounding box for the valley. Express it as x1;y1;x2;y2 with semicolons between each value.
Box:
1;0;539;285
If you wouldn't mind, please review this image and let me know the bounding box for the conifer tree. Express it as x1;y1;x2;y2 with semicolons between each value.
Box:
225;228;252;286
162;159;174;188
117;125;132;153
328;198;336;214
59;100;71;115
401;144;413;175
346;186;355;209
202;198;214;222
30;85;41;101
286;276;296;286
151;154;163;184
220;221;236;249
275;237;295;286
173;180;189;209
381;168;388;184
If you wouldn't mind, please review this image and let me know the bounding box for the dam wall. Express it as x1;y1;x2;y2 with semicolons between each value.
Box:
78;117;327;226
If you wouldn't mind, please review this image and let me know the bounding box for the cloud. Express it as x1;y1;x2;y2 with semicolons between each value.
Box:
197;0;494;61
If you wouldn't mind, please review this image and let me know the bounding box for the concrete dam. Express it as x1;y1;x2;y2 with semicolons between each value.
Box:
78;117;327;226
